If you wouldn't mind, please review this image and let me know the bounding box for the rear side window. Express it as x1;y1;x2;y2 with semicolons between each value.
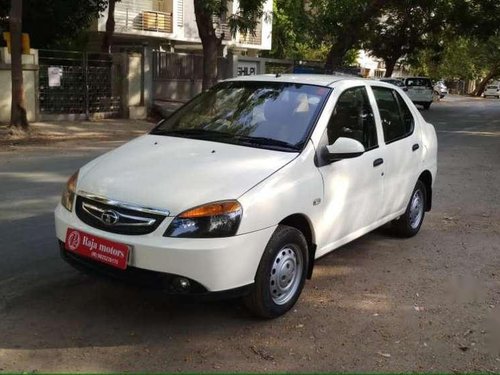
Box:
372;86;415;143
405;78;432;88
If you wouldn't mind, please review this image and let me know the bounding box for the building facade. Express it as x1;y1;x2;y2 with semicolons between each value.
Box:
90;0;273;54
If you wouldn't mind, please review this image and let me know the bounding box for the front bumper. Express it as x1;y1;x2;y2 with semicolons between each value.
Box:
55;203;276;292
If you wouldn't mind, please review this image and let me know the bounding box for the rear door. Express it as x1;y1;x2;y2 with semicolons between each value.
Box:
369;85;421;219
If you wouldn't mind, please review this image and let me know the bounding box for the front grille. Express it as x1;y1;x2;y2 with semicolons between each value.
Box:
75;195;165;235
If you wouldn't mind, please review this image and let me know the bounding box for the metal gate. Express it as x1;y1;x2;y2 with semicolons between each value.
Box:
152;51;229;103
38;50;121;118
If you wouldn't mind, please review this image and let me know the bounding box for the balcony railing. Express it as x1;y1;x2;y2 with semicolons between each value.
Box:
239;26;262;45
212;16;232;41
115;8;173;34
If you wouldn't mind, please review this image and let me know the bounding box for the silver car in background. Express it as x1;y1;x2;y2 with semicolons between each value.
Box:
433;81;449;98
402;77;434;110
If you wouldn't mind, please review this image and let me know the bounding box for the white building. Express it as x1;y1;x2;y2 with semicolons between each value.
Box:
90;0;273;54
356;50;408;78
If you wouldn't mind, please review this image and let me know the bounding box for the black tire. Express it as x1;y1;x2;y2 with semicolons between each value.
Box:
244;225;308;319
391;180;427;237
423;102;431;110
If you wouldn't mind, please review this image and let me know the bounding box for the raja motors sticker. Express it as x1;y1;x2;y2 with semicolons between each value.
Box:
65;228;130;270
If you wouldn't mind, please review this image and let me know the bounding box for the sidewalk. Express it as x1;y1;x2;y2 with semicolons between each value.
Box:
0;119;155;150
438;94;486;103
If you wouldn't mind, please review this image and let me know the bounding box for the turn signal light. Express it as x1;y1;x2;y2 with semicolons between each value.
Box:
179;201;241;218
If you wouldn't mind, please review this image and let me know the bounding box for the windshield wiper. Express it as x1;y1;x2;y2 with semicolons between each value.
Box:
151;129;301;151
234;136;300;151
151;128;233;138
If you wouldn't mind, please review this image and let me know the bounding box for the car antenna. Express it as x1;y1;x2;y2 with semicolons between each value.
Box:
276;72;281;78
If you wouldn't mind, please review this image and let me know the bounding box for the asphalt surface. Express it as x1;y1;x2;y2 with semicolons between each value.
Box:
0;96;499;372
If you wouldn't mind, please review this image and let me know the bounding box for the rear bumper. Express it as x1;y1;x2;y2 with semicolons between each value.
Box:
55;203;276;292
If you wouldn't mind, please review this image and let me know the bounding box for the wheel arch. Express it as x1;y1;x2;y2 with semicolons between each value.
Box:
418;170;432;211
279;214;317;279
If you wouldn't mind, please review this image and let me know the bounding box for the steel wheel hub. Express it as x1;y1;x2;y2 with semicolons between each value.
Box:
270;245;303;305
409;189;424;229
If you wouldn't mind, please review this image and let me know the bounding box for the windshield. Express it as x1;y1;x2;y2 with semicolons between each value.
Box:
151;81;331;152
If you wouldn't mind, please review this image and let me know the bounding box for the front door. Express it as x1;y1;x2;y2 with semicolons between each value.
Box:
317;85;385;254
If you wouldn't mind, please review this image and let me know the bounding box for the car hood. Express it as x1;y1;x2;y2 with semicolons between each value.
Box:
77;135;297;215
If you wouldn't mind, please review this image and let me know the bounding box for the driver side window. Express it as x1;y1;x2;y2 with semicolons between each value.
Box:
326;86;378;150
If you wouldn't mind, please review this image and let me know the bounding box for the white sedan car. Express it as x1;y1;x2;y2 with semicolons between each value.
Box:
55;75;438;318
484;84;500;98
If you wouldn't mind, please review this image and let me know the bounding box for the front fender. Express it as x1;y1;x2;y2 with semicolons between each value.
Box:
237;142;324;240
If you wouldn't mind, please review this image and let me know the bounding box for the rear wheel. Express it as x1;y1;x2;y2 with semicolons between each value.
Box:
244;225;308;319
391;180;426;237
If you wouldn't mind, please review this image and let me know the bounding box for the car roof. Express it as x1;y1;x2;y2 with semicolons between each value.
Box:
224;74;367;87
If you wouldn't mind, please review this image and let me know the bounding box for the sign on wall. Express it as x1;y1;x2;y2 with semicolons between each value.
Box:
237;61;258;76
48;66;63;87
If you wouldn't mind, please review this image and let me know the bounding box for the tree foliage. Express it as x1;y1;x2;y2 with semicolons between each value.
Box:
262;0;308;59
308;0;388;70
408;0;500;94
194;0;266;90
0;0;106;49
364;0;446;77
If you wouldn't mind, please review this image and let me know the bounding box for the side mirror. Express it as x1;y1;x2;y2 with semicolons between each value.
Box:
403;87;408;92
324;137;365;162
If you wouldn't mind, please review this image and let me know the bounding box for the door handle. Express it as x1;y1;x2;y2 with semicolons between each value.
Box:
412;143;420;151
373;158;384;167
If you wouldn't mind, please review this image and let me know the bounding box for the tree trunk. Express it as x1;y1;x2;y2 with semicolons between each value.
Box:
324;0;388;73
101;0;118;53
473;65;499;96
194;0;222;90
9;0;29;131
384;59;397;77
325;37;353;73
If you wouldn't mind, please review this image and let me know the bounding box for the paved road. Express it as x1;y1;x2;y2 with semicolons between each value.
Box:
0;97;499;372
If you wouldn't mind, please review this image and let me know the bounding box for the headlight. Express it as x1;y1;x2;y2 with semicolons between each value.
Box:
164;201;242;238
61;170;79;212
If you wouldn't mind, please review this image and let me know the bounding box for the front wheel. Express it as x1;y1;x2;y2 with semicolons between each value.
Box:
391;180;427;237
244;225;308;319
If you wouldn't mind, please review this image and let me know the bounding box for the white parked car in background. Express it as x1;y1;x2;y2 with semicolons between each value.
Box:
55;75;438;318
402;77;434;110
484;84;500;98
433;80;449;98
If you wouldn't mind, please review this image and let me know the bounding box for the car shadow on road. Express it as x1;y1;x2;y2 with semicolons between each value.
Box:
0;223;402;351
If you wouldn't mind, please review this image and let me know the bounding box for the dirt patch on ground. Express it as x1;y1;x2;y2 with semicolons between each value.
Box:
0;120;154;150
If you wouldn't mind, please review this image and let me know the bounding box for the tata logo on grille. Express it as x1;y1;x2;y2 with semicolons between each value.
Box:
100;210;120;225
